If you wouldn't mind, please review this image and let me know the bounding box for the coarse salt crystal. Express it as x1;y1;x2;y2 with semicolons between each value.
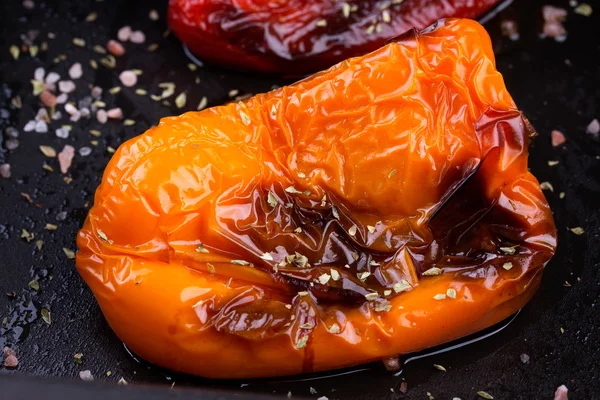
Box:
117;26;132;42
119;70;137;87
68;62;83;79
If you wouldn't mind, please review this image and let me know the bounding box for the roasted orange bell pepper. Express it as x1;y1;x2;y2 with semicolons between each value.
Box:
77;19;556;379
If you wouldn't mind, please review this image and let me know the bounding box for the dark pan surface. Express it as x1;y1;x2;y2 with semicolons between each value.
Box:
1;0;599;399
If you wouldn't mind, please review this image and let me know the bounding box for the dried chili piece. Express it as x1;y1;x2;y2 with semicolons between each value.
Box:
77;19;556;379
168;0;502;74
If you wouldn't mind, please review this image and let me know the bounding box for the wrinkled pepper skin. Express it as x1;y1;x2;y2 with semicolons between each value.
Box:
77;19;557;379
168;0;502;74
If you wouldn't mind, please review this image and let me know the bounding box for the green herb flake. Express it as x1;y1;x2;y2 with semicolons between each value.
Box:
393;280;410;293
373;301;392;312
433;293;446;300
548;160;560;167
367;225;376;233
540;181;554;192
207;263;215;275
267;191;278;208
328;323;340;333
574;3;592;16
63;248;76;259
175;92;187;109
348;225;357;236
364;292;379;301
10;45;20;60
74;353;84;364
296;335;309;349
358;271;371;281
570;227;585;235
423;267;442;276
502;262;513;271
309;387;317;395
41;308;52;324
285;186;303;194
388;169;397;178
97;229;109;242
446;288;457;299
369;260;381;266
72;38;86;47
196;243;209;253
318;273;331;285
297;172;306;179
477;391;494;399
231;260;250;266
500;246;516;255
559;192;565;199
260;252;274;261
297;291;309;297
29;280;40;291
330;269;340;281
331;206;340;219
433;364;446;372
294;227;302;234
300;323;314;330
239;110;251;126
197;96;208;110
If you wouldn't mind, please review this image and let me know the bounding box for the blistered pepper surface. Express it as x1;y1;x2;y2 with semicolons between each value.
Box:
77;19;557;379
168;0;501;74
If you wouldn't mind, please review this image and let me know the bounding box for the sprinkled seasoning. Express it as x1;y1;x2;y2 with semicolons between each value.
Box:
297;291;309;296
316;19;327;27
231;260;251;266
433;293;446;300
175;92;187;108
574;3;592;16
500;246;516;255
331;205;340;219
423;267;442;276
300;323;314;329
118;378;128;385
239;110;251;125
228;89;239;97
393;280;410;293
477;391;494;399
192;96;207;110
348;225;357;236
123;119;135;126
548;160;559;167
369;260;381;266
45;223;58;231
270;104;277;117
433;364;446;372
41;308;52;324
570;227;585;235
29;280;40;291
39;145;56;157
446;288;457;298
72;37;86;47
297;172;306;179
330;269;340;281
318;273;331;285
74;353;84;364
342;2;351;17
294;227;302;233
382;9;391;23
540;181;554;192
374;301;392;312
195;243;209;253
207;263;216;275
365;292;379;301
266;191;278;207
296;335;309;349
388;169;396;178
329;323;340;333
10;45;20;60
367;225;376;233
502;262;513;271
260;252;274;261
285;186;302;194
63;248;76;259
97;229;110;242
359;271;371;281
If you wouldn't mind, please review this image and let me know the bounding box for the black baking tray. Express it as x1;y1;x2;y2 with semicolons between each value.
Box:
1;0;599;399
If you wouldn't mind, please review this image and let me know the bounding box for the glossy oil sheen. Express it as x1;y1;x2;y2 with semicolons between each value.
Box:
168;0;502;74
76;19;557;379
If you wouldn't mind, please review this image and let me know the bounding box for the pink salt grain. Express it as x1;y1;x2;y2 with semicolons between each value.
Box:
130;30;146;44
58;145;75;174
118;26;132;42
119;70;137;87
106;108;123;119
107;40;125;56
551;130;566;146
96;109;108;124
40;90;57;107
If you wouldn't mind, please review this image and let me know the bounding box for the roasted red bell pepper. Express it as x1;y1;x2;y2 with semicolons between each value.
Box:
168;0;503;74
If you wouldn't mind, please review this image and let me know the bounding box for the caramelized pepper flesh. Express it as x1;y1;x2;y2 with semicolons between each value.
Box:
168;0;502;74
77;19;556;379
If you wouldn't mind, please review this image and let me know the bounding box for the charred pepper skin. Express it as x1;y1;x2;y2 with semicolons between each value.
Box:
168;0;503;74
77;19;556;379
